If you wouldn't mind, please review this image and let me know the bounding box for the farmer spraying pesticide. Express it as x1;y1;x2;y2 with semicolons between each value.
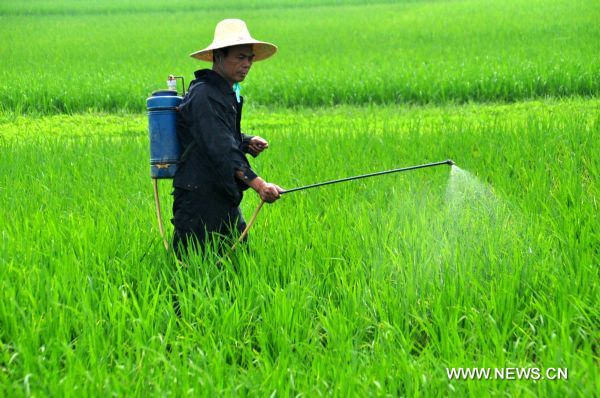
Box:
172;19;282;256
147;19;455;260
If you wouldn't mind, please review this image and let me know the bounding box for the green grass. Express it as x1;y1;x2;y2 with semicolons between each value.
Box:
1;0;598;395
1;98;598;396
1;0;599;113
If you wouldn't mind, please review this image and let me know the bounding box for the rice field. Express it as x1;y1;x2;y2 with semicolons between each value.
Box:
1;0;599;396
1;0;599;113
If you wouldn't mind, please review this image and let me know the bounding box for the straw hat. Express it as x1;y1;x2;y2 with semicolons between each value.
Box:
190;19;277;62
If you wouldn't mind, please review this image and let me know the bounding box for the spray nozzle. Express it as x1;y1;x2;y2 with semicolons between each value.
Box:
446;159;456;166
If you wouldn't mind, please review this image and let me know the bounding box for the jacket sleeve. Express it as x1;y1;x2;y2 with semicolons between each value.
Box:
241;133;255;155
188;92;257;200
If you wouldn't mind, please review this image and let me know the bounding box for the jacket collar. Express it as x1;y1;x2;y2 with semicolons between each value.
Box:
193;69;233;97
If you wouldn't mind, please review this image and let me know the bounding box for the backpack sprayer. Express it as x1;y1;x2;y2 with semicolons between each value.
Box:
147;75;185;250
147;75;455;253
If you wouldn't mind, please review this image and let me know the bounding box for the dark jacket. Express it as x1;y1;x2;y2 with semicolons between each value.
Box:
174;69;257;206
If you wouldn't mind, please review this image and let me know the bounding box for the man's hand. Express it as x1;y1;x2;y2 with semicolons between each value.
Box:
242;175;283;203
248;136;268;156
257;182;283;203
236;173;283;203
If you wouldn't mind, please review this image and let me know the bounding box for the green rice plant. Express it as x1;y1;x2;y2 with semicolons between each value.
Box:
0;0;599;113
0;98;597;396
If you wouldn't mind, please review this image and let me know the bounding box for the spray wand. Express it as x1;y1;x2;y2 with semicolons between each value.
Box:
281;159;454;194
229;159;456;253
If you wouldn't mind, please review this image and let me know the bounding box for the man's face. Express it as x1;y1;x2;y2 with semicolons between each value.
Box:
215;44;255;84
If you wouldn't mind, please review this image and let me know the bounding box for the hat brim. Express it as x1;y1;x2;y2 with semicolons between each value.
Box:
190;41;277;62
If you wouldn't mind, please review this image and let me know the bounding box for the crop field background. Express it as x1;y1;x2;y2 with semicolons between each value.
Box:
1;0;599;112
1;0;599;397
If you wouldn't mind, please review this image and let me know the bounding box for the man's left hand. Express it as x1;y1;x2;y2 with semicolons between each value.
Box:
248;136;269;156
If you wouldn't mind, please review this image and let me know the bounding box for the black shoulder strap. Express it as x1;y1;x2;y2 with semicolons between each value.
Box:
177;80;206;164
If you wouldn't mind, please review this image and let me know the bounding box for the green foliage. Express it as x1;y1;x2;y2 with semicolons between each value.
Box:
1;0;598;395
1;99;598;396
0;0;408;16
0;0;599;113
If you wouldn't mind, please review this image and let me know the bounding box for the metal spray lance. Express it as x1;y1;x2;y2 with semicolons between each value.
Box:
228;159;457;253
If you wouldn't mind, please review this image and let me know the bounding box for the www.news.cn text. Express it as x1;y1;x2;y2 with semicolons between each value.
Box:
446;367;568;381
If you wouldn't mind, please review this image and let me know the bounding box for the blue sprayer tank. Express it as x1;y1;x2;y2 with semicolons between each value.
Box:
147;89;183;178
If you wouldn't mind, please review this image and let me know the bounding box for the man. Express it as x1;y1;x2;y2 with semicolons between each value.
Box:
172;19;282;256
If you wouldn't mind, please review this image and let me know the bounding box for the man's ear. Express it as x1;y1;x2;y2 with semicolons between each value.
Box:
214;50;222;64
